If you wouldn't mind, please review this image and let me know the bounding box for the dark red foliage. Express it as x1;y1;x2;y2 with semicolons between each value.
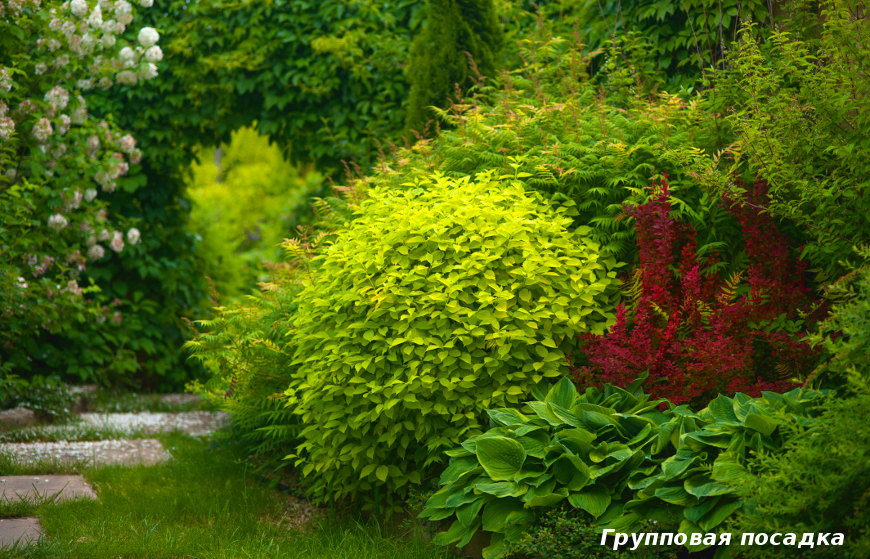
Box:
572;175;822;406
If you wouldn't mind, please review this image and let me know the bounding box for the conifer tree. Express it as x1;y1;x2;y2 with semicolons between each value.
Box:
404;0;503;138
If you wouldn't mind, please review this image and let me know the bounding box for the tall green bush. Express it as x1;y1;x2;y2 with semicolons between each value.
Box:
286;172;621;513
404;0;504;136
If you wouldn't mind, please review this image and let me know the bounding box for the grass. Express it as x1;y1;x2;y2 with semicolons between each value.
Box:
0;433;456;559
0;422;152;444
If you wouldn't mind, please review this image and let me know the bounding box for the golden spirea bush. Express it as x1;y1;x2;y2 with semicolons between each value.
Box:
286;171;621;511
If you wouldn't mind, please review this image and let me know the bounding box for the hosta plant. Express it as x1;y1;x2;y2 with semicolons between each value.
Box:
285;171;621;514
420;376;826;558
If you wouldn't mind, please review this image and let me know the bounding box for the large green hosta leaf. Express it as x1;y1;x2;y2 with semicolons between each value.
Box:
421;377;828;558
476;437;527;481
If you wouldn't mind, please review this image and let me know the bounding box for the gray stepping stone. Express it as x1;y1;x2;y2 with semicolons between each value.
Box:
0;475;97;503
0;408;36;429
77;411;227;435
0;517;41;548
0;438;170;467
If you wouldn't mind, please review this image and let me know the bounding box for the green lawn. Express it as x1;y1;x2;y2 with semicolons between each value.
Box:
0;433;455;559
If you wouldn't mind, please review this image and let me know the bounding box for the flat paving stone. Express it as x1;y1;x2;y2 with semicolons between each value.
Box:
0;438;170;467
0;475;97;503
0;408;37;429
0;517;41;548
77;411;227;435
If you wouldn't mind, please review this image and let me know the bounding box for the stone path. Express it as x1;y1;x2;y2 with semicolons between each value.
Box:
1;475;98;503
0;394;223;549
77;411;228;435
0;518;41;548
0;408;36;429
0;475;100;548
0;438;170;467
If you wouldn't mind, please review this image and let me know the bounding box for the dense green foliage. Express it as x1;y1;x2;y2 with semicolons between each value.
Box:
727;268;870;558
701;0;870;279
503;507;630;559
185;264;305;467
373;30;750;270
729;376;870;559
806;265;870;389
0;0;201;390
287;172;621;512
421;376;827;558
404;0;503;137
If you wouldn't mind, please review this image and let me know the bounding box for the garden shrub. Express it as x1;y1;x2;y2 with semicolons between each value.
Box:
420;376;827;558
0;0;198;388
726;267;870;558
373;28;744;269
729;375;870;559
286;171;621;513
806;265;870;390
185;267;304;467
572;175;823;407
702;0;870;280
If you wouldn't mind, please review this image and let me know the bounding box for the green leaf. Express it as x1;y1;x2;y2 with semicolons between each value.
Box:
545;376;577;408
481;498;524;532
476;437;527;481
697;498;743;532
684;474;734;498
376;465;389;482
440;456;483;486
744;413;779;436
475;480;529;498
568;483;611;518
552;454;591;491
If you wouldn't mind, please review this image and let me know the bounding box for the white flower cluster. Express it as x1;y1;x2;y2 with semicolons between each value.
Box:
57;114;72;135
48;213;68;231
44;86;70;111
0;68;12;92
38;0;164;88
87;244;105;261
66;279;83;297
32;118;53;142
127;227;140;244
110;230;124;252
0;0;42;19
0;117;14;141
118;134;135;154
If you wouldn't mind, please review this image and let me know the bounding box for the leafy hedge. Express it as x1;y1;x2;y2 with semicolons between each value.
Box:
286;172;621;512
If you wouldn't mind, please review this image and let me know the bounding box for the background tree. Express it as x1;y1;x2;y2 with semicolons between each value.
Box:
404;0;503;138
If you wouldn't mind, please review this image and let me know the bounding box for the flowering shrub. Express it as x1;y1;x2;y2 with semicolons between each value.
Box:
0;0;161;379
571;174;823;406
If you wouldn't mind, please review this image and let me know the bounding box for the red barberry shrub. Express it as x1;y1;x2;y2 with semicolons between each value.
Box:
572;174;823;406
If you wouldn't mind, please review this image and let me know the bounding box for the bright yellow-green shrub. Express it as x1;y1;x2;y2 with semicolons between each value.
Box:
187;128;323;301
286;171;622;513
